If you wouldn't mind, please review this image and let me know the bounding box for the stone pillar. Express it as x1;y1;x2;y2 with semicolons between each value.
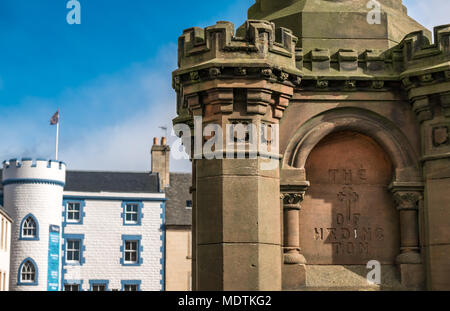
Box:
281;186;307;290
390;184;425;289
407;89;450;290
420;92;450;290
172;20;301;290
393;191;422;264
281;190;307;265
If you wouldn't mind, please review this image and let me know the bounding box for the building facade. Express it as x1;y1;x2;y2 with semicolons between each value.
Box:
0;153;168;291
61;171;165;291
0;206;12;291
172;0;450;291
2;159;65;291
165;173;192;291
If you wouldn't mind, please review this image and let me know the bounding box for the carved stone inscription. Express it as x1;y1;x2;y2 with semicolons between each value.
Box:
300;131;399;265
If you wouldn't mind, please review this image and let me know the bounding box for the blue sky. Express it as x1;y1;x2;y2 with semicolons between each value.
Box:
0;0;447;172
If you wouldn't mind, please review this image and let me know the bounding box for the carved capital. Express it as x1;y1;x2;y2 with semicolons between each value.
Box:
393;191;421;211
281;192;305;210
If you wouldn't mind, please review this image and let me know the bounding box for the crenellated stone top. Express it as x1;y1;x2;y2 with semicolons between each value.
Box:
2;158;66;186
397;25;450;90
174;20;302;91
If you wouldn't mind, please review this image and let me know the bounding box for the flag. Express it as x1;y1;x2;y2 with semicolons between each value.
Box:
50;110;59;125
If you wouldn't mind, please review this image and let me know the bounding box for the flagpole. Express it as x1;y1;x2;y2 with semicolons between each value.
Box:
55;110;59;161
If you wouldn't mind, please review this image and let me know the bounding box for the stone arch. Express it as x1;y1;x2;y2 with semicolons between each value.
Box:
280;107;425;288
283;107;421;183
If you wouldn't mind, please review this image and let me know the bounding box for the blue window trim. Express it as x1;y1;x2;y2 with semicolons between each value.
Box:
121;280;142;291
63;199;86;225
121;201;144;226
62;234;86;266
63;279;84;291
19;213;39;241
17;258;39;286
120;235;143;266
89;280;110;291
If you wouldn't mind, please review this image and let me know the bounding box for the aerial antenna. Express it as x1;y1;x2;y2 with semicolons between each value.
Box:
159;125;168;138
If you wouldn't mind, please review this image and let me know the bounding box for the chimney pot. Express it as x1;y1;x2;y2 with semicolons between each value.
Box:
161;137;167;146
153;137;159;146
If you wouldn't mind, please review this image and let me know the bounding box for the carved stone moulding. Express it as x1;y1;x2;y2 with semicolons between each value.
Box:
297;78;397;92
411;95;433;123
173;65;302;89
401;69;449;91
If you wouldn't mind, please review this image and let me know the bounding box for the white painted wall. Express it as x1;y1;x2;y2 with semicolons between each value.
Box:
2;159;65;291
63;192;164;291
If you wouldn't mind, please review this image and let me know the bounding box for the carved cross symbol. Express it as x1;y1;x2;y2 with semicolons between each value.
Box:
338;187;359;221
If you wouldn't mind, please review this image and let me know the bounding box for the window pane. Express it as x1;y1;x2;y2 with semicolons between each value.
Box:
23;217;37;237
93;284;106;291
21;261;36;283
124;284;138;291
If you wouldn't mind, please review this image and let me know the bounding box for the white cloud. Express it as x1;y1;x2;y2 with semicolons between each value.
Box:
0;43;191;173
404;0;449;31
59;44;191;173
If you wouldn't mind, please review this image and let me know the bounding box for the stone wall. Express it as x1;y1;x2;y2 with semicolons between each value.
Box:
165;228;191;291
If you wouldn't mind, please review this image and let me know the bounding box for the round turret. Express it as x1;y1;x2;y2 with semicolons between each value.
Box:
2;158;66;291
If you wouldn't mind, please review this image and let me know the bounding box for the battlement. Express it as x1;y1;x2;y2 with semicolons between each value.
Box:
287;24;450;88
174;20;449;91
2;158;66;186
396;24;450;90
175;20;300;79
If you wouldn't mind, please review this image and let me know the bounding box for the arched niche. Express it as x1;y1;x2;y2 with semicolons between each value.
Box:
281;107;423;266
283;108;421;184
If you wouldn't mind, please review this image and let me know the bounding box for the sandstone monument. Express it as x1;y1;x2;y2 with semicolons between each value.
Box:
172;0;450;291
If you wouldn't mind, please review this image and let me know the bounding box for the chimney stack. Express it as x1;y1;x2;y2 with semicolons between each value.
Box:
151;137;170;190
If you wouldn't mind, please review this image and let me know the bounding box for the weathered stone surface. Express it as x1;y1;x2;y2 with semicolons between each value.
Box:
425;244;450;290
300;131;399;265
399;264;425;290
423;178;450;246
302;265;404;291
173;0;450;291
197;243;282;291
282;264;306;290
248;0;430;53
196;175;281;245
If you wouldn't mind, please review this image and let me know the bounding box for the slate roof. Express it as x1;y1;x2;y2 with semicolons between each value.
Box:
0;170;160;194
1;169;192;226
165;173;192;226
65;171;160;193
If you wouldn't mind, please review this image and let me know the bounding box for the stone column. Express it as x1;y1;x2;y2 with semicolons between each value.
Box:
420;92;450;290
408;90;450;290
281;191;306;265
390;184;425;289
393;191;422;264
173;20;301;290
281;186;308;290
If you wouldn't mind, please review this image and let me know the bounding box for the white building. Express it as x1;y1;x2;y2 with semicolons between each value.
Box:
2;159;65;291
0;156;166;291
0;137;193;291
61;171;165;291
0;205;12;291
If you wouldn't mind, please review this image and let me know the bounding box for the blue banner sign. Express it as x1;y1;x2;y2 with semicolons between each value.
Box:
47;225;60;291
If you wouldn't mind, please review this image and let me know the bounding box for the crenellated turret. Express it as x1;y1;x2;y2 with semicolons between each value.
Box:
2;158;66;291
